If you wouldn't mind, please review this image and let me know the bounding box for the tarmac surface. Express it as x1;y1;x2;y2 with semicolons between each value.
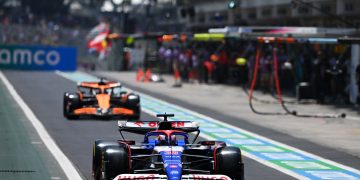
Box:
2;70;296;180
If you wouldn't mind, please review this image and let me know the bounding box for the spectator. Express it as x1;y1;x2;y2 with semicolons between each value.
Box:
216;49;228;84
311;50;327;103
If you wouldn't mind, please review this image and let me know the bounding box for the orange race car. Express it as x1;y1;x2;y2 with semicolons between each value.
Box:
63;78;140;120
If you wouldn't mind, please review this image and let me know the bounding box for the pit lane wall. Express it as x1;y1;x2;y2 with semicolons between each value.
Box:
0;45;77;71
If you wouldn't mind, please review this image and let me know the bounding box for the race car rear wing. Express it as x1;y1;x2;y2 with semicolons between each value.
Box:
118;121;199;134
118;121;200;142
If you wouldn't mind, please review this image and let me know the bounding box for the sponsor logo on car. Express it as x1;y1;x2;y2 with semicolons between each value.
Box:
169;165;178;169
116;174;155;180
192;175;230;180
170;170;179;174
164;151;179;155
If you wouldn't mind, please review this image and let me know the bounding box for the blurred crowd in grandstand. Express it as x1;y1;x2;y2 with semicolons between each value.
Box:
0;7;100;69
0;8;93;46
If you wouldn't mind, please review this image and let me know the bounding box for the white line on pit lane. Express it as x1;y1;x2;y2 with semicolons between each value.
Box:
0;71;83;180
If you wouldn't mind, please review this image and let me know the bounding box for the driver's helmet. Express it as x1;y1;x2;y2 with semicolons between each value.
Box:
157;135;167;145
170;135;177;145
92;88;101;95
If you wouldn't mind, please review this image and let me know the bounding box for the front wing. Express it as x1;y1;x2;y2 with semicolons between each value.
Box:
114;174;231;180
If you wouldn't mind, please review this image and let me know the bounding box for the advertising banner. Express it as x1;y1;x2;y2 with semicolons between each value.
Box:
0;45;77;71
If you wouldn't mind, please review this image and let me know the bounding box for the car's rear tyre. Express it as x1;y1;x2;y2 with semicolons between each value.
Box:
63;93;80;120
128;106;141;121
92;140;119;180
127;94;140;121
215;147;244;180
102;145;129;180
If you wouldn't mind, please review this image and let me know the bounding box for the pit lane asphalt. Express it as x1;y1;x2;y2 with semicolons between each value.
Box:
4;70;294;180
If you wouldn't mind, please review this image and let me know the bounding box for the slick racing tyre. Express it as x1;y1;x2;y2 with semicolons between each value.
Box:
128;106;141;121
127;93;141;121
63;93;79;120
101;145;129;180
215;147;244;180
92;140;119;180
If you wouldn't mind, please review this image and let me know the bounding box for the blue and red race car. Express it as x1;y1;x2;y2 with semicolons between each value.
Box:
92;113;244;180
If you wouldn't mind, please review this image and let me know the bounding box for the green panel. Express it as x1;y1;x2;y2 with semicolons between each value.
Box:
271;160;342;171
0;79;51;179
